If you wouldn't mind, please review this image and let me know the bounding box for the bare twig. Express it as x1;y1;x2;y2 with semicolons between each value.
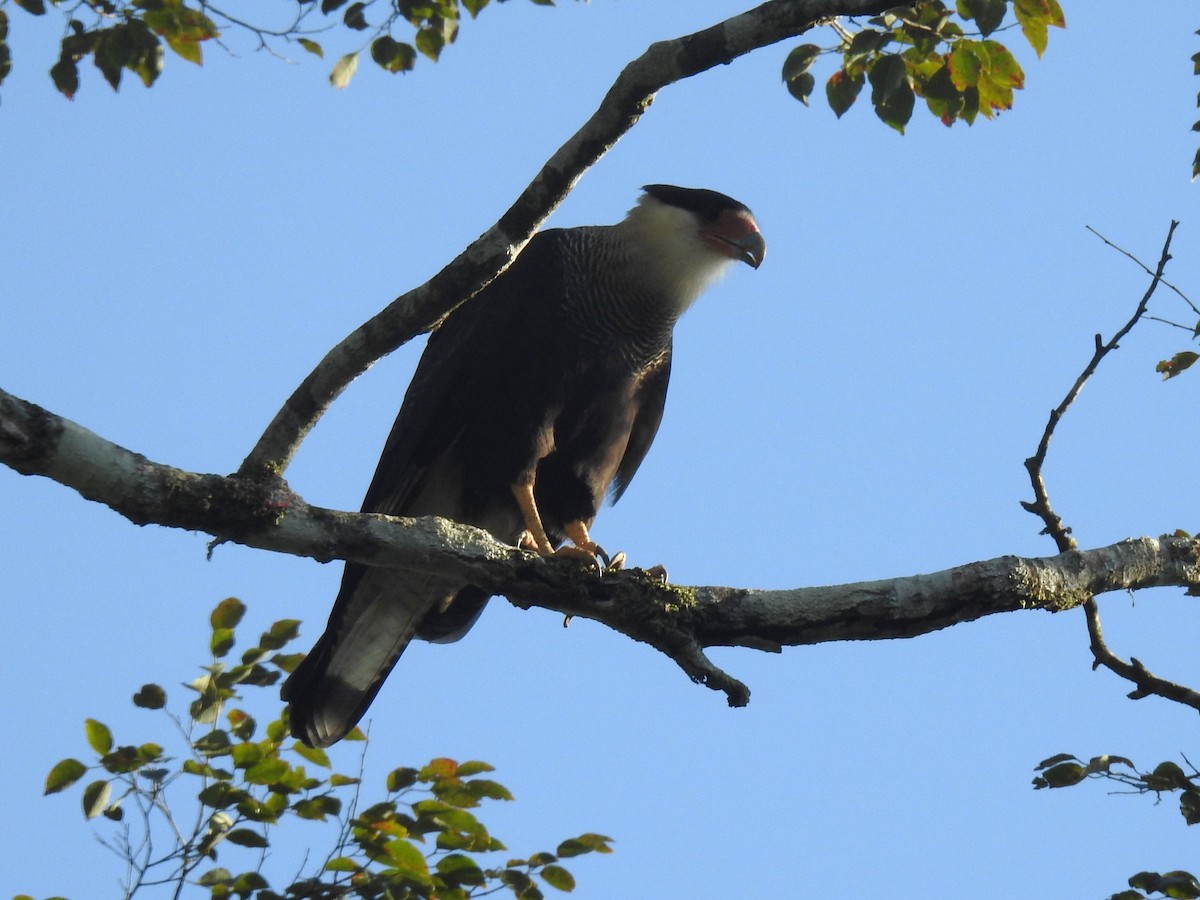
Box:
1021;221;1200;712
1022;221;1179;550
1086;224;1197;315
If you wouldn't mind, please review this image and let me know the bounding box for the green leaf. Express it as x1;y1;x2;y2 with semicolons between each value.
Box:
45;758;87;794
210;597;246;631
465;778;514;801
211;626;235;658
371;36;416;73
782;44;821;81
1180;790;1200;826
844;28;891;69
228;708;256;741
325;856;361;872
1013;0;1066;58
132;683;167;709
232;872;269;895
14;0;46;14
259;618;301;650
785;71;815;106
422;758;460;780
1084;754;1134;774
437;853;487;887
1148;761;1191;791
297;38;324;59
1157;351;1199;379
556;833;613;857
100;741;162;774
415;25;446;61
85;718;114;755
868;54;914;133
971;40;1023;117
387;766;420;792
194;729;233;758
225;828;269;848
384;836;431;875
82;779;112;819
92;26;132;91
948;41;982;89
293;742;331;768
197;867;233;887
826;68;864;118
455;760;495;777
1129;871;1200;900
500;868;541;898
50;58;80;99
231;742;265;769
344;2;368;30
0;37;11;88
293;794;342;820
124;18;162;88
1035;753;1079;769
540;864;575;892
1036;761;1087;788
244;756;290;785
958;0;1007;37
330;52;359;89
321;0;350;12
198;781;244;810
463;0;489;15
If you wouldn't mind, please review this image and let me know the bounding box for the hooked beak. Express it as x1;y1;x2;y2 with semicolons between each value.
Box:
701;209;766;269
728;229;766;269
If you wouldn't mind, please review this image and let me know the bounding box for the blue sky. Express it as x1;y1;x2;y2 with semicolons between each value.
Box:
2;2;1198;897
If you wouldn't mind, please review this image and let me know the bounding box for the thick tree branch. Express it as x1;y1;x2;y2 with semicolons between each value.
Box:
238;0;896;477
6;385;1200;708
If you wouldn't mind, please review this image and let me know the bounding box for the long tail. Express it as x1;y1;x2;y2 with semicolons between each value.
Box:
282;568;459;748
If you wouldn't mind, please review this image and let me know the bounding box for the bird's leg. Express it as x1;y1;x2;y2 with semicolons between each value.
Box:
511;482;555;555
510;483;604;570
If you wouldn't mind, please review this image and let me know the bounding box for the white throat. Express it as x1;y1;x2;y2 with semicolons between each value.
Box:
616;199;735;317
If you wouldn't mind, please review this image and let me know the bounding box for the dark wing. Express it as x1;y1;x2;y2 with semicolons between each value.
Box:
284;231;575;747
361;231;571;519
611;343;671;503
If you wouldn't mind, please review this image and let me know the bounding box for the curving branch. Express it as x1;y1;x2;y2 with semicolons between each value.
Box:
6;385;1200;708
1019;221;1200;712
237;0;897;478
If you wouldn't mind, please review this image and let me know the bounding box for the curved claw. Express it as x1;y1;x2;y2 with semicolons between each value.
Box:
591;542;612;569
644;563;669;583
552;543;605;574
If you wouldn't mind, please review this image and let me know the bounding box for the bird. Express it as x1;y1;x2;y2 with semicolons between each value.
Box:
282;184;766;747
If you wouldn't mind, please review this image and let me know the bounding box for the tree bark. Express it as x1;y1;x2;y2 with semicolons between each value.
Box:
5;386;1197;707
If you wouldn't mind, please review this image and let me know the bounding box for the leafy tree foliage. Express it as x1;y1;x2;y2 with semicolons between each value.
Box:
1034;753;1200;899
1;0;1195;183
23;598;610;900
0;0;575;97
781;0;1065;131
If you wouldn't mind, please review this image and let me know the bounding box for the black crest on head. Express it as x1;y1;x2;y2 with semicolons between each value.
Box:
641;184;752;221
